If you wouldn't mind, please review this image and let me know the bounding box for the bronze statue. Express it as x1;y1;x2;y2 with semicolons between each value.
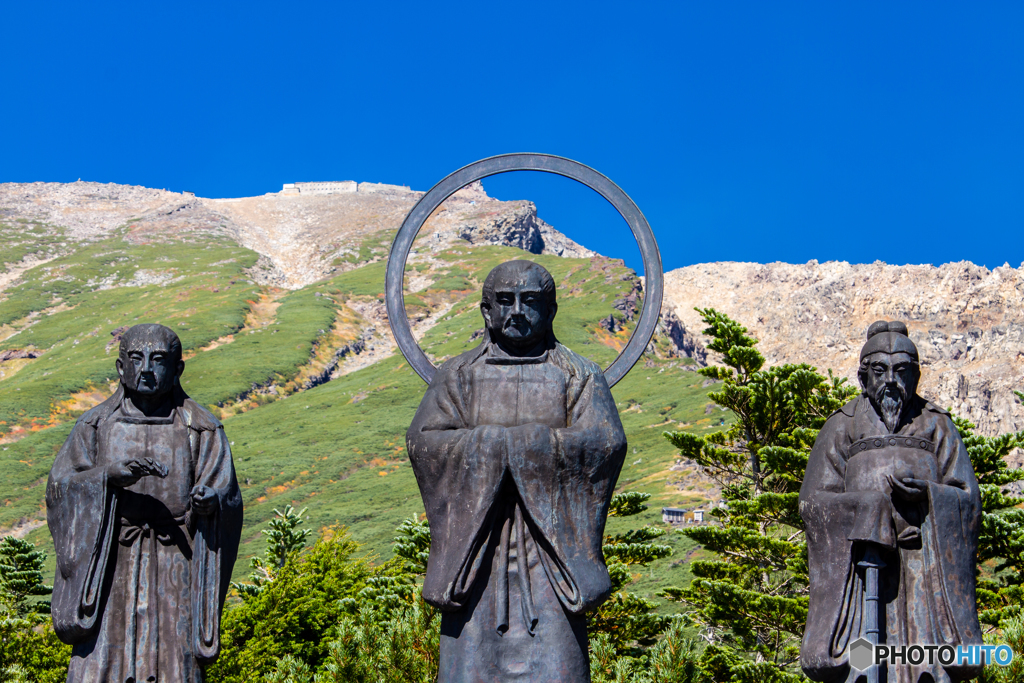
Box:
47;323;242;682
800;321;983;683
407;261;628;682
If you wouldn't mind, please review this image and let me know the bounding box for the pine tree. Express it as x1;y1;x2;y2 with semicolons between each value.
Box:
392;513;431;576
233;505;312;600
589;491;674;658
661;308;857;682
0;536;52;619
954;409;1024;629
210;527;372;683
261;514;441;683
0;537;68;683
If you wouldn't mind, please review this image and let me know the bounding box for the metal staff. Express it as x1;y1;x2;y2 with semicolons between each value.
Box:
858;545;886;683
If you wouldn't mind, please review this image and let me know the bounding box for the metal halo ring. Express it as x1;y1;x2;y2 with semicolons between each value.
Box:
385;153;663;387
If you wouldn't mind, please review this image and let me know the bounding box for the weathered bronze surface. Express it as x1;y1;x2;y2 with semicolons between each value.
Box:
800;321;983;683
47;324;242;682
388;155;661;681
406;261;628;682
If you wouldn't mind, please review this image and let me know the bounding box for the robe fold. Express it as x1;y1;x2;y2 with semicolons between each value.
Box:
407;340;627;682
47;385;242;683
800;394;983;683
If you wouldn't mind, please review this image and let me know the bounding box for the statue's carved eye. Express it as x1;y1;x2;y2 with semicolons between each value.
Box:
496;293;515;305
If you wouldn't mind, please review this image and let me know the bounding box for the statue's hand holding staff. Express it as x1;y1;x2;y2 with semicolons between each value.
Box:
190;484;218;515
107;457;168;487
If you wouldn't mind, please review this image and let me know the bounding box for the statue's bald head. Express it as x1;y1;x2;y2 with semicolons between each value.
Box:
480;260;557;354
119;324;182;364
481;260;557;310
117;324;184;398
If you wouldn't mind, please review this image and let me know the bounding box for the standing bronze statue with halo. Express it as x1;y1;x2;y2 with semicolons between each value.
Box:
386;155;662;682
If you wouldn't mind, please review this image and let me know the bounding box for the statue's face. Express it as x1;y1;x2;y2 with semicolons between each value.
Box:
860;351;919;432
482;267;555;352
116;332;183;398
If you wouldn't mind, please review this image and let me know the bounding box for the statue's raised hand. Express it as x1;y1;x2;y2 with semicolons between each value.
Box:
107;457;168;487
190;485;218;515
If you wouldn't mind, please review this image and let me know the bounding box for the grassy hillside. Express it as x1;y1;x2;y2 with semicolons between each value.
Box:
0;225;725;609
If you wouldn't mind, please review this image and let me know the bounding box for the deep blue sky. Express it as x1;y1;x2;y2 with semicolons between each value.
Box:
3;2;1022;274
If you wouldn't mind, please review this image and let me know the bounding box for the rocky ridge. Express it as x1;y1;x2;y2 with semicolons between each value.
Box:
662;261;1024;436
0;180;592;289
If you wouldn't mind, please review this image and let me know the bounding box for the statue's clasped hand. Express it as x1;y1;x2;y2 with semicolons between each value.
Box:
190;485;218;516
107;457;169;488
886;474;929;502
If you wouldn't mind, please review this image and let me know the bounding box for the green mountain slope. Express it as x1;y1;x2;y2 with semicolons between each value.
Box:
0;220;723;604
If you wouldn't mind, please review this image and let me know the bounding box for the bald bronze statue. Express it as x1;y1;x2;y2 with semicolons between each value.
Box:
800;322;983;683
407;260;628;682
47;324;242;682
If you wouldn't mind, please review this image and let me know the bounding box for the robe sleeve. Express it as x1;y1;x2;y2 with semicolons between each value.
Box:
407;355;509;610
46;413;120;645
185;403;243;663
507;362;627;613
924;411;983;650
799;405;891;682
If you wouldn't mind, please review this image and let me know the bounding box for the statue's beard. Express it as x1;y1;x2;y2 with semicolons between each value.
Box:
873;385;906;433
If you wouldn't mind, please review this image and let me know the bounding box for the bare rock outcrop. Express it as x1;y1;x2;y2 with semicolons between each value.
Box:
663;261;1024;435
0;180;593;289
656;308;708;365
0;181;187;239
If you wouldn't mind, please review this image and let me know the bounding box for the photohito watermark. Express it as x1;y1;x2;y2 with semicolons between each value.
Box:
848;638;1014;670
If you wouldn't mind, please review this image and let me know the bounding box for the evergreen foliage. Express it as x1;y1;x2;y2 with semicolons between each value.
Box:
0;538;69;682
980;615;1024;683
0;537;52;618
209;526;373;683
233;505;313;600
392;514;431;575
954;414;1024;629
590;491;674;657
590;619;708;683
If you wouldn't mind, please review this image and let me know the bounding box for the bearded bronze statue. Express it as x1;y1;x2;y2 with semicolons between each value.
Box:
47;324;242;682
800;321;983;683
406;260;628;682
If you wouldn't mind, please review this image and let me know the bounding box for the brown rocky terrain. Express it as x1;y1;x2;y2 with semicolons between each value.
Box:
662;261;1024;436
0;180;592;288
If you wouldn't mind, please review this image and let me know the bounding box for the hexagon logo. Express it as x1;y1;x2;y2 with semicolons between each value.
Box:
849;638;875;671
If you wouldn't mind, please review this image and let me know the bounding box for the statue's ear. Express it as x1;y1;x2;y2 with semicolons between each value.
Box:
480;300;492;326
907;362;921;390
547;302;557;325
176;360;185;379
115;357;125;380
856;362;869;391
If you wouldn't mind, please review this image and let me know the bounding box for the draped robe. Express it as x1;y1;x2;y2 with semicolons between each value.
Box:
800;394;983;683
47;386;242;683
407;340;627;683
